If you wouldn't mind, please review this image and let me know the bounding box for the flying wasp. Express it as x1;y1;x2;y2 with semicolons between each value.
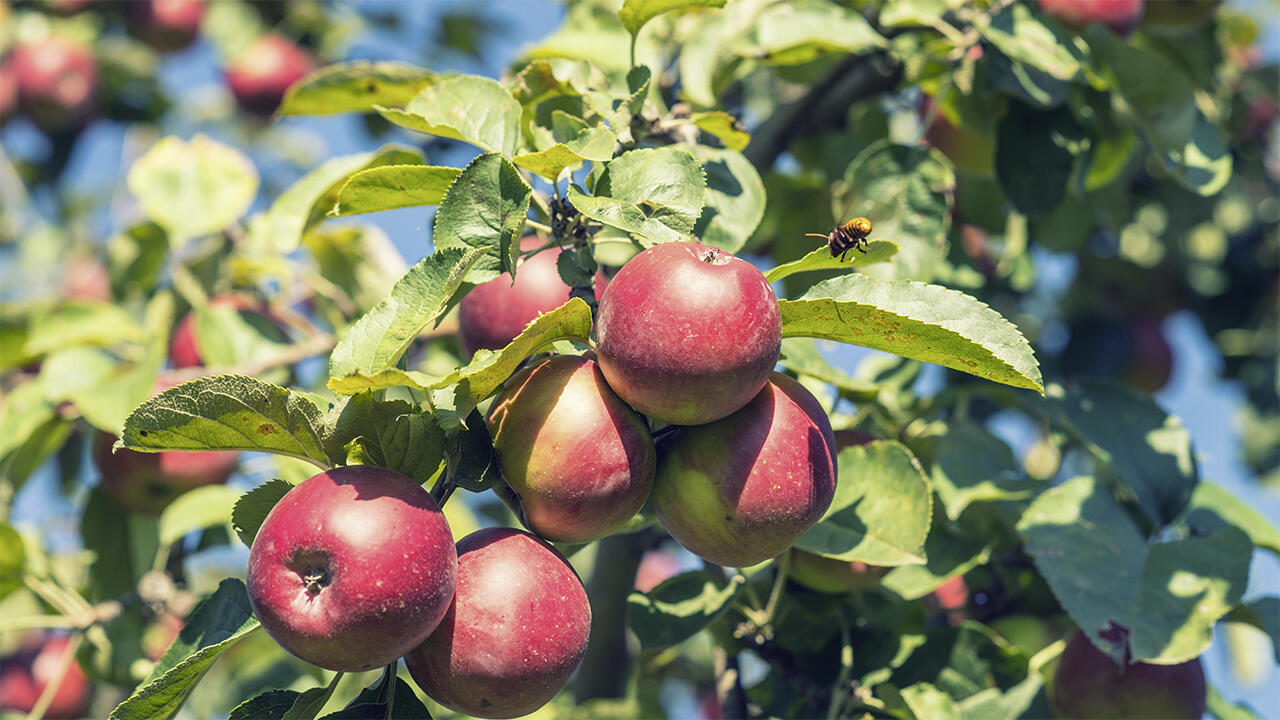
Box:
807;217;873;261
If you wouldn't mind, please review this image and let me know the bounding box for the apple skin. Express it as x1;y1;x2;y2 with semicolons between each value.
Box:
1052;630;1206;719
0;59;17;125
634;548;683;592
170;294;288;369
595;242;782;426
94;431;239;515
1038;0;1144;35
10;36;97;133
225;33;314;117
404;527;591;719
488;355;655;543
652;372;837;568
0;635;92;720
458;236;607;357
788;549;889;593
246;466;458;673
128;0;205;53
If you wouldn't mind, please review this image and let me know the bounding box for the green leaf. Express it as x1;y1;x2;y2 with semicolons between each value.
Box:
744;0;886;65
126;134;258;243
779;274;1043;393
1206;687;1265;720
1184;482;1280;559
443;409;502;493
427;298;594;422
880;0;949;27
1016;476;1144;660
0;379;54;462
191;303;292;369
571;146;706;245
795;441;932;566
231;478;295;548
513;121;617;180
901;683;962;720
376;74;521;156
778;337;878;397
619;0;725;36
688;145;765;252
832;142;954;283
0;523;25;599
328;246;484;378
431;153;531;281
882;512;992;601
23;301;144;355
975;3;1083;81
110;579;261;720
229;690;304;720
278;62;436;116
118;375;331;469
1130;526;1251;662
764;240;898;284
627;571;744;649
995;101;1087;215
930;422;1037;519
319;676;430;720
1085;28;1231;196
1224;598;1280;665
325;396;446;486
1049;379;1198;527
331;165;460;217
890;623;1031;704
690;111;749;151
158;484;242;547
248;146;422;253
1017;476;1251;664
326;368;439;397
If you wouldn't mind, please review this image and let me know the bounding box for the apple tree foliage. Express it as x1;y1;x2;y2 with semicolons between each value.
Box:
1;0;1277;718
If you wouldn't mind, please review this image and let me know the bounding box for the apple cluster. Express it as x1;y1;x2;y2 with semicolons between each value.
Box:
242;240;840;716
472;239;837;568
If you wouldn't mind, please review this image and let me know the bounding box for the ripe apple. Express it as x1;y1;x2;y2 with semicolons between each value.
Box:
1052;630;1206;719
94;430;239;515
128;0;205;53
787;549;888;594
1038;0;1144;35
595;242;782;426
487;355;655;543
170;294;288;369
404;527;591;719
0;634;92;720
652;372;837;568
458;236;607;357
246;465;457;672
9;36;97;133
1121;318;1172;394
225;33;314;117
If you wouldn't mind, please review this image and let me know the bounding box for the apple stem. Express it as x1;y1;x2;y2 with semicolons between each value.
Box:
381;662;397;719
762;551;790;624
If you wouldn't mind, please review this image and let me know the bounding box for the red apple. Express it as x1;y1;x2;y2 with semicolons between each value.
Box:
634;548;683;592
1039;0;1144;35
595;242;782;426
458;236;607;356
170;294;288;369
94;430;239;515
404;527;591;719
0;635;92;720
10;36;97;133
128;0;205;53
246;465;457;672
488;355;654;543
1122;317;1172;394
225;33;314;117
1052;630;1206;719
0;59;17;125
788;549;888;593
652;372;837;568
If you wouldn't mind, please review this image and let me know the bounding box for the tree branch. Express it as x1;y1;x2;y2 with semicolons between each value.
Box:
743;52;902;174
